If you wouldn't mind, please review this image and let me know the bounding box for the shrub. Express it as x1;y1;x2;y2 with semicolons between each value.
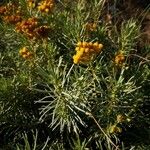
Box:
0;0;149;149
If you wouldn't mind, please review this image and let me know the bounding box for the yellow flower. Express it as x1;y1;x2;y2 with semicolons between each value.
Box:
19;47;28;55
22;54;29;59
77;41;82;47
82;41;88;48
79;47;85;54
73;55;80;64
73;41;103;64
19;47;33;59
38;0;54;13
88;42;93;48
93;42;103;53
75;47;80;51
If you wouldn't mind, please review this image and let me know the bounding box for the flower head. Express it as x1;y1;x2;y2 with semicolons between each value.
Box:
15;17;51;39
0;2;22;24
19;47;33;59
114;51;125;66
38;0;54;13
3;15;22;24
15;17;38;38
73;41;103;64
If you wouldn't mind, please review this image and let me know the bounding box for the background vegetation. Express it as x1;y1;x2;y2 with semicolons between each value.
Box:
0;0;150;149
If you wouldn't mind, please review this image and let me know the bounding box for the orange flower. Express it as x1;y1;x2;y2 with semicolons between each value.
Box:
0;6;7;15
3;15;22;24
1;3;21;15
15;17;38;39
114;51;125;66
16;18;51;39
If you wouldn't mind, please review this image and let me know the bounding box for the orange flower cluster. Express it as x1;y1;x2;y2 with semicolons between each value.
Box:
0;3;22;24
0;5;7;15
114;51;125;66
19;47;33;59
3;15;22;24
0;3;17;15
16;17;38;38
15;18;51;39
73;41;103;64
38;0;54;13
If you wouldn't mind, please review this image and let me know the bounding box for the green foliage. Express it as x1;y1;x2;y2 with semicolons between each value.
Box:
0;0;150;149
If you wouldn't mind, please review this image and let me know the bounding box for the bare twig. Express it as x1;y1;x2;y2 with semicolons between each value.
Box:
85;112;120;150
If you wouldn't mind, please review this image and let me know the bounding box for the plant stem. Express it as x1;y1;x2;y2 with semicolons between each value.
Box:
85;112;119;150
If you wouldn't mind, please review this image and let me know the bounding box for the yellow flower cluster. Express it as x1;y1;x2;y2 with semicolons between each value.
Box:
73;41;103;64
19;47;33;59
114;51;125;66
15;17;51;39
38;0;54;13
